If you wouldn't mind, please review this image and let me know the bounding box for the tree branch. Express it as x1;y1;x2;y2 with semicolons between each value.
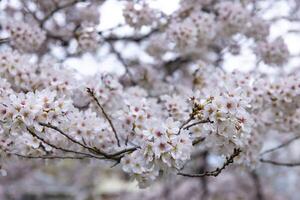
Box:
39;122;115;158
0;38;9;45
183;119;213;130
86;88;121;147
260;158;300;167
13;153;89;160
26;126;104;160
178;148;241;177
260;135;300;156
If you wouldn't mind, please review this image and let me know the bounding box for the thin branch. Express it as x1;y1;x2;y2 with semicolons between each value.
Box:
108;147;137;157
260;135;300;156
13;153;89;160
38;122;115;158
192;137;206;146
260;158;300;167
177;117;194;135
87;88;121;147
270;16;300;22
39;122;136;160
0;38;9;44
26;126;104;160
183;119;213;130
178;148;241;177
163;57;191;75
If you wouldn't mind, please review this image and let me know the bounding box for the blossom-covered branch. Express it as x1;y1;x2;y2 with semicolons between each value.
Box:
0;0;299;194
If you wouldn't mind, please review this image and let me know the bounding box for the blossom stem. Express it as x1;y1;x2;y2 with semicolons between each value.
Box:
87;88;121;147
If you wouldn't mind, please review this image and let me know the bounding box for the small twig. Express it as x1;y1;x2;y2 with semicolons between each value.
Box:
87;88;121;147
183;119;213;130
163;57;191;76
108;147;137;157
260;158;300;167
178;148;241;177
177;117;194;135
260;135;300;156
192;137;206;146
13;153;89;160
0;38;9;44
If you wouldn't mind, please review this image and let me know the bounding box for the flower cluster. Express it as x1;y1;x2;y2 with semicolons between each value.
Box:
255;37;290;66
189;11;217;45
251;73;300;132
246;17;270;41
0;88;119;157
167;19;198;51
66;4;100;25
76;28;100;52
123;2;159;29
121;118;193;188
37;0;73;12
191;87;253;155
2;21;46;52
0;49;75;93
215;1;249;35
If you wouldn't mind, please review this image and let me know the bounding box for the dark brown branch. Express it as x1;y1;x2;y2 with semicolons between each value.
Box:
108;147;137;157
87;88;121;147
260;158;300;167
178;148;241;177
39;122;137;160
177;117;194;135
0;38;9;44
38;122;117;158
260;135;300;156
183;119;213;130
164;57;191;75
13;153;89;160
26;126;104;160
192;137;206;146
